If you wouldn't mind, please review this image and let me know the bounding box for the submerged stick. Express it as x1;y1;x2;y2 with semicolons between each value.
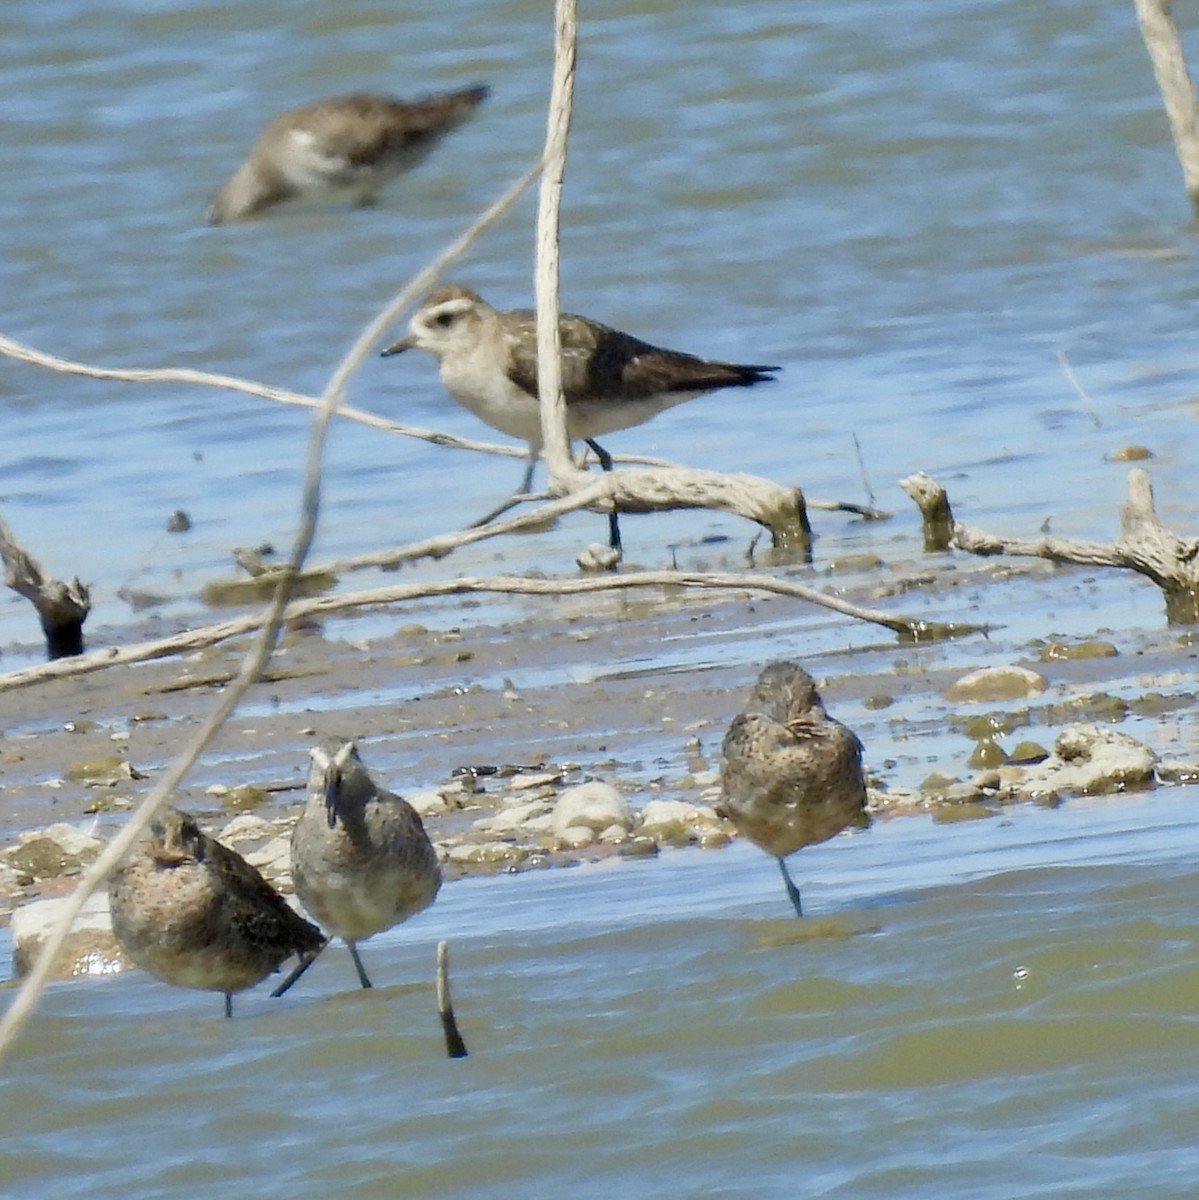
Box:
437;940;469;1059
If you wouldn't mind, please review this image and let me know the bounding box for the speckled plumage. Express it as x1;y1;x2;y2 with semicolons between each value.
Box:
289;739;442;990
206;86;488;223
720;662;868;916
381;285;778;549
108;807;325;1017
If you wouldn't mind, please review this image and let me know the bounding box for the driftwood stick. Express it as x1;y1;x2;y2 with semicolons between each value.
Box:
0;567;986;695
534;0;585;493
950;468;1199;624
0;513;91;659
1135;0;1199;210
0;332;530;466
899;472;955;552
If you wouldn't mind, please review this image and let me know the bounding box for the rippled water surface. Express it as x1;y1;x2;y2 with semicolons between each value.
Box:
5;0;1199;1194
8;794;1199;1198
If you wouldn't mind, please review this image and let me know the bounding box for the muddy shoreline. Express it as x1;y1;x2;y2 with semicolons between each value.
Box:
1;557;1197;934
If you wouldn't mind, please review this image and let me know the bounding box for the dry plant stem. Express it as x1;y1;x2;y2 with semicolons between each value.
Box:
0;342;528;466
1135;0;1199;209
899;472;955;552
0;163;542;1066
0;568;984;697
0;514;91;659
951;468;1199;623
1054;351;1102;429
535;0;585;490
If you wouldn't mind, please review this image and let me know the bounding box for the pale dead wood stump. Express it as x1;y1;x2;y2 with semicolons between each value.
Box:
0;514;91;658
949;469;1199;624
899;472;955;551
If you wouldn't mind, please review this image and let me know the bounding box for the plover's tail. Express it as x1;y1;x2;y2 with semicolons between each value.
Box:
400;84;490;133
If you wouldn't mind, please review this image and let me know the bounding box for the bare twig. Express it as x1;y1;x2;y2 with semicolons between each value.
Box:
0;566;986;698
852;433;877;507
1055;351;1102;429
535;0;584;491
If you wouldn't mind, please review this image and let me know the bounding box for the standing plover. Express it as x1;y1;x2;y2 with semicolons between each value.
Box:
205;85;489;223
108;807;325;1018
381;285;779;550
720;663;869;917
277;739;441;994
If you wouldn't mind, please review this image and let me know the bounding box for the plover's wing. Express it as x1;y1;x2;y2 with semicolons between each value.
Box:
204;833;323;948
282;88;488;180
503;310;778;405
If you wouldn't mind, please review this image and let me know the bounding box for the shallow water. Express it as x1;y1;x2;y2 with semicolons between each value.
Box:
5;0;1199;1194
7;792;1199;1198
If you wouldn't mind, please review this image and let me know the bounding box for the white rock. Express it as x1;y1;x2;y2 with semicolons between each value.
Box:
10;892;127;979
638;799;721;840
1015;723;1157;796
551;781;633;846
17;822;103;858
474;800;553;835
218;814;277;844
244;835;291;876
945;665;1047;701
407;788;450;816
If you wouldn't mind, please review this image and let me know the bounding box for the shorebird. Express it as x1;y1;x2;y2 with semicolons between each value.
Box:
274;738;442;995
720;662;869;917
381;285;779;551
205;85;489;223
108;807;325;1018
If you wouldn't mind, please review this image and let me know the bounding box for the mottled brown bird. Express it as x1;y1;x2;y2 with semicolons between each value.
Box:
275;739;442;995
720;662;869;917
205;85;488;223
108;807;325;1017
381;284;778;549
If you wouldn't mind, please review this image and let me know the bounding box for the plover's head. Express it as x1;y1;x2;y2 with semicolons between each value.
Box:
381;285;493;360
309;738;362;828
746;661;822;724
149;807;206;866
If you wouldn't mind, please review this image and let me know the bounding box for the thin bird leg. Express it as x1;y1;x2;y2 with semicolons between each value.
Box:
468;450;539;528
269;946;325;999
777;856;804;918
348;941;374;989
583;438;622;552
224;993;233;1019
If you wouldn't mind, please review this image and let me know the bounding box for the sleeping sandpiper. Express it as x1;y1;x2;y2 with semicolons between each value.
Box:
206;85;489;223
108;807;325;1018
381;285;779;550
720;663;869;917
274;739;442;995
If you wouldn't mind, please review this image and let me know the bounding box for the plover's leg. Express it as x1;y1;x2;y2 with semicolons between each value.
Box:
468;449;538;528
270;946;324;998
777;856;804;918
348;941;374;989
224;992;233;1019
584;438;622;552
